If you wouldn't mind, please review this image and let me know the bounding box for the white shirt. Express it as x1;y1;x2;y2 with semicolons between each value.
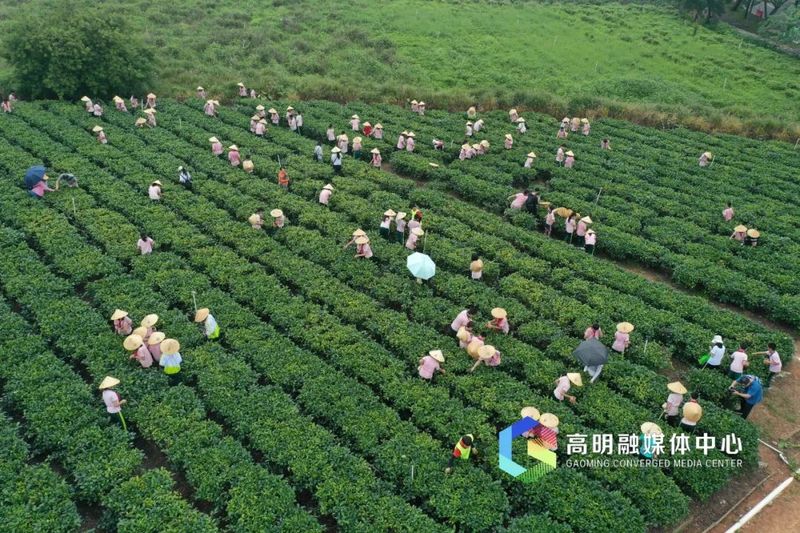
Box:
160;352;182;368
296;114;303;127
148;185;161;200
665;393;683;416
708;344;725;366
729;351;748;373
554;376;571;401
768;351;782;373
380;219;391;229
205;314;218;337
102;390;121;413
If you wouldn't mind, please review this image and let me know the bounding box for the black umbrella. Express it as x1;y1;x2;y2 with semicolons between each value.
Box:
573;339;609;367
24;166;46;189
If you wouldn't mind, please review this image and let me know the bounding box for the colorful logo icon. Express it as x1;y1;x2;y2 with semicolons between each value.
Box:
498;417;557;483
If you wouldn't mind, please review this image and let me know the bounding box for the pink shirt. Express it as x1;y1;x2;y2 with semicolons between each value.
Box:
97;132;107;144
148;342;162;363
103;390;121;413
564;156;575;168
147;115;156;127
373;129;383;139
494;318;510;334
204;103;216;116
545;212;555;225
371;154;382;167
556;148;565;162
584;327;602;340
239;87;248;97
137;237;154;254
510;193;527;209
612;331;629;352
459;149;468;160
148;185;161;200
406;139;415;152
30;181;53;197
768;351;782;373
582;124;590;135
211;142;223;155
405;233;419;250
319;189;332;205
396;136;406;150
504;139;513;150
484;349;501;367
115;101;127;112
229;150;241;166
133;345;153;368
114;317;133;335
350;119;360;131
352;140;362;151
93;105;103;116
451;310;470;332
356;243;373;258
418;356;440;380
395;218;406;233
730;351;748;373
565;219;575;234
524;157;534;168
723;207;734;221
699;155;709;167
255;122;266;135
272;113;280;125
576;221;587;236
665;393;683;416
554;376;570;401
585;233;596;246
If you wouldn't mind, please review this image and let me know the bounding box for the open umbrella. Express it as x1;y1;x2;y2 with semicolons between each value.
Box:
573;339;609;367
406;252;436;280
24;166;46;188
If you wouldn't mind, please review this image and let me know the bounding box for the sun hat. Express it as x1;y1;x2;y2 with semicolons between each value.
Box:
668;381;688;395
429;349;445;363
566;151;575;157
562;116;569;122
371;148;381;154
286;106;294;111
331;147;341;153
147;93;156;99
478;345;496;360
734;224;747;233
520;406;541;420
143;108;155;114
509;108;517;114
160;339;180;354
395;212;407;220
419;101;425;106
586;229;595;235
135;118;146;126
80;96;90;102
113;96;122;102
411;99;418;104
491;307;507;319
711;335;723;344
617;322;635;333
567;372;584;387
527;152;537;158
363;121;371;127
472;143;481;150
98;376;120;390
351;114;359;119
703;151;712;158
268;108;277;114
641;422;663;435
270;209;283;218
92;125;104;133
429;163;439;168
141;314;159;328
209;137;219;143
505;134;513;140
110;309;128;320
539;413;560;428
251;114;260;121
352;228;367;237
480;140;490;147
407;132;415;137
747;229;760;238
207;99;217;105
195;308;210;322
147;331;166;346
355;235;370;245
323;183;334;191
248;213;262;225
256;104;265;110
228;145;239;151
581;118;589;123
123;334;144;351
411;227;424;236
384;209;397;217
466;121;473;125
580;216;593;224
456;327;471;342
259;118;267;124
683;402;703;423
132;326;148;339
151;180;162;186
197;86;204;91
516;117;525;123
374;123;383;129
461;143;471;150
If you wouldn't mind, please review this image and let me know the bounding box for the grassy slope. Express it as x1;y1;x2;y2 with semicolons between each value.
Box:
0;0;798;136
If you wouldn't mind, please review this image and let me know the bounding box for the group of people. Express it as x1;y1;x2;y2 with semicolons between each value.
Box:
556;116;591;138
248;208;287;231
81;93;157;128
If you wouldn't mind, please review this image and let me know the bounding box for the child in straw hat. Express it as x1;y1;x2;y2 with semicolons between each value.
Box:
663;381;687;427
195;308;220;340
470;253;484;281
111;309;133;335
159;339;182;384
639;422;663;459
99;376;127;430
612;322;634;353
418;349;446;381
319;184;334;206
486;307;509;334
680;392;703;432
554;373;582;404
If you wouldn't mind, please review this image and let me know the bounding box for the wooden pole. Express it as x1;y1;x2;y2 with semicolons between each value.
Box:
191;291;197;313
72;197;77;218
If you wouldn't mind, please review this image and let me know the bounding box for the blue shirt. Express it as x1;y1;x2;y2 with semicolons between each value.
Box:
736;375;763;405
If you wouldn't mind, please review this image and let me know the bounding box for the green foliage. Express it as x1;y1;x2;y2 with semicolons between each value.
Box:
3;0;153;99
